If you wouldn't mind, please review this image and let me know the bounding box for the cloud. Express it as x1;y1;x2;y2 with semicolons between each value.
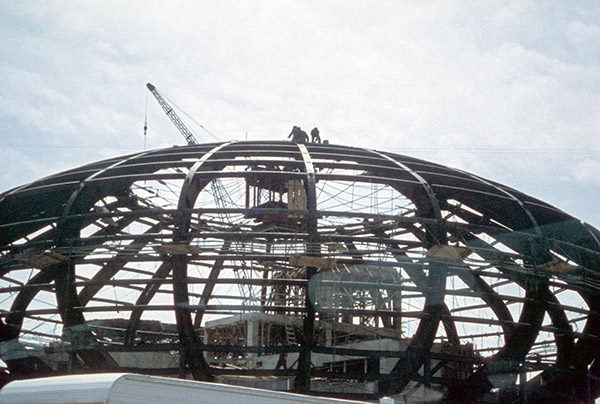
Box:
0;1;599;226
568;158;600;184
567;20;600;63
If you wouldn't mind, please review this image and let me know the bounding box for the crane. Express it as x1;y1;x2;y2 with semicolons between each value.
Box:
146;82;200;145
145;83;251;297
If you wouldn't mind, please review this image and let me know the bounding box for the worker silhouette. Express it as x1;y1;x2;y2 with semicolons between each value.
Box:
287;126;298;142
288;126;309;143
310;127;321;143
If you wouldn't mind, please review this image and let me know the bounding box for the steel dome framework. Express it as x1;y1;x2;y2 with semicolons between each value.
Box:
0;141;599;403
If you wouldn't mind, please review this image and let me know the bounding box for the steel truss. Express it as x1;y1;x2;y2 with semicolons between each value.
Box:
1;141;600;403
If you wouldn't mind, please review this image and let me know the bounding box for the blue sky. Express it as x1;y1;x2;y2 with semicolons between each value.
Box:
1;1;599;227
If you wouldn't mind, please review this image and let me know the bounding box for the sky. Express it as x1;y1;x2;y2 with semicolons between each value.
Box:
1;1;599;228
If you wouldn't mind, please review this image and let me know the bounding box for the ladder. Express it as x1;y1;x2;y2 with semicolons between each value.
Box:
285;323;296;344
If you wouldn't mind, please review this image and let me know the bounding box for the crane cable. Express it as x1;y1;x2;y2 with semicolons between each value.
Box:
159;91;220;142
143;89;148;151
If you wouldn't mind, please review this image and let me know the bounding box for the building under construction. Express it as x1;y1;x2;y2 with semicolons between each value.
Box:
0;141;599;403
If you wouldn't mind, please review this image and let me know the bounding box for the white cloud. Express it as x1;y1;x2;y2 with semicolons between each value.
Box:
567;20;600;61
0;1;599;226
568;158;600;184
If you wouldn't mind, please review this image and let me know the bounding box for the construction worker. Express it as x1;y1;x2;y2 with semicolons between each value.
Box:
288;126;299;141
310;127;321;143
288;126;309;143
298;128;309;143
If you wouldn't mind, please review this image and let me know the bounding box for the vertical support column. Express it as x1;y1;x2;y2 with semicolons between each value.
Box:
260;241;273;310
392;291;402;333
295;144;318;394
423;351;431;388
296;266;317;393
171;254;213;381
325;328;333;347
54;259;81;372
53;259;118;371
247;319;259;364
519;361;527;403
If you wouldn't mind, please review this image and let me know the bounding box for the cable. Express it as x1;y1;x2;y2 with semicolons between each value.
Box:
161;92;220;142
144;88;149;151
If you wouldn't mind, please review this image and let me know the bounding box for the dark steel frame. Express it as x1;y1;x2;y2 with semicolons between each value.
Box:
1;141;599;403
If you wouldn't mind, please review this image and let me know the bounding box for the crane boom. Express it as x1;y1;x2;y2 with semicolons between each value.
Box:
146;82;199;145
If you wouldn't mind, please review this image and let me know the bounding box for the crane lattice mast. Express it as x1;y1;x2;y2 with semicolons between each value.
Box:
146;82;199;145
